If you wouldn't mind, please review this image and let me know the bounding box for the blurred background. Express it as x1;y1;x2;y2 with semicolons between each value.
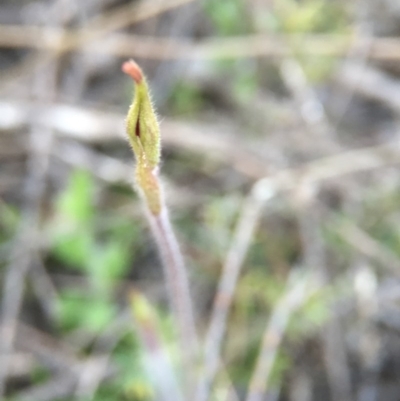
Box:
2;0;400;400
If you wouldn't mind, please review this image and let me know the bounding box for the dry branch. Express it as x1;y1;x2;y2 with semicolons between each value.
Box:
3;27;400;61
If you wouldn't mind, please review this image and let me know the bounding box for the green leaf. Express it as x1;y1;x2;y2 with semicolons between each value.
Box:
57;290;87;330
0;203;20;243
84;299;116;332
52;229;94;270
56;170;94;224
50;169;96;269
57;290;115;332
88;240;130;291
204;0;248;36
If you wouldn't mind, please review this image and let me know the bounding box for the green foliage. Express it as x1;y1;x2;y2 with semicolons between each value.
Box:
49;170;135;332
288;291;329;339
276;0;349;83
53;230;94;271
57;289;116;332
56;169;94;224
51;171;94;270
112;336;154;401
275;0;348;34
30;365;51;386
268;349;292;386
236;271;285;314
0;201;19;243
45;169;178;401
203;0;349;87
204;0;249;36
298;54;339;83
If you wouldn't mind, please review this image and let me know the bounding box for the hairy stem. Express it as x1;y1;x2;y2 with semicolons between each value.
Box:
148;201;198;350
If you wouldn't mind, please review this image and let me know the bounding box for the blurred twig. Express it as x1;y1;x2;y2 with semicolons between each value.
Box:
0;0;197;88
279;58;340;152
0;59;59;399
2;101;400;182
52;139;133;184
3;28;400;61
353;265;381;401
328;214;400;277
1;0;197;52
196;182;276;401
246;271;315;401
28;257;59;321
82;0;197;35
0;101;267;178
296;199;352;401
11;322;115;400
336;62;400;114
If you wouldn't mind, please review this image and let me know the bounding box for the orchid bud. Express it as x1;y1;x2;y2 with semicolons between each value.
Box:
123;60;162;215
122;59;161;169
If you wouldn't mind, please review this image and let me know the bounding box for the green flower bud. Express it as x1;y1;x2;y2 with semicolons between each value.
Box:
123;60;161;169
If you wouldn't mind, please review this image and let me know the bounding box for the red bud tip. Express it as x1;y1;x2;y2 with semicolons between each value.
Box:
122;59;143;84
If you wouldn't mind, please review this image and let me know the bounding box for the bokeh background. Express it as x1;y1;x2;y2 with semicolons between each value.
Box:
2;0;400;400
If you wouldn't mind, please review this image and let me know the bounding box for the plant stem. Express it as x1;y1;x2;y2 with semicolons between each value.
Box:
143;176;198;392
148;204;198;353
